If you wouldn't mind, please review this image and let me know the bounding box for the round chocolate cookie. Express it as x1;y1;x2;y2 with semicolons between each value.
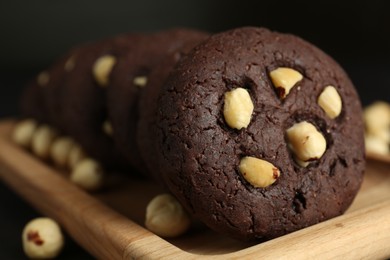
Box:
40;45;86;131
155;27;365;241
107;28;209;175
59;34;139;168
20;59;71;125
20;46;83;128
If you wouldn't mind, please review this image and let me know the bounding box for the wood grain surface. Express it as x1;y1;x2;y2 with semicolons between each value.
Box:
0;120;389;259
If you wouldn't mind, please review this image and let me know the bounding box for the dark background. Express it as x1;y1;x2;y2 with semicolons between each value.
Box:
1;0;389;258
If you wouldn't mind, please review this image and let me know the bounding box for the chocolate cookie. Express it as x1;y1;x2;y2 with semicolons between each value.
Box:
155;27;365;241
58;34;139;167
20;57;72;126
137;35;209;181
40;45;85;131
107;28;209;175
20;47;82;128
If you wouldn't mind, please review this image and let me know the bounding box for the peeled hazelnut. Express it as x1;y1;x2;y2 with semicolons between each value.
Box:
364;101;390;141
12;119;38;148
368;128;390;144
64;55;76;72
50;137;75;168
133;76;148;87
102;120;113;136
31;125;58;159
239;156;280;188
22;217;64;259
70;158;104;191
270;67;303;99
68;144;86;169
37;71;50;87
92;55;116;87
286;121;327;166
365;134;389;155
223;87;254;130
145;194;191;238
318;86;342;119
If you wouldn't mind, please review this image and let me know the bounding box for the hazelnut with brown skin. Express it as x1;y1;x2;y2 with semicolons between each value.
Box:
22;217;64;259
269;67;303;99
239;156;280;188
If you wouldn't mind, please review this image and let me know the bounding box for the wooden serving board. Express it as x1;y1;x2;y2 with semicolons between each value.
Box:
0;120;389;259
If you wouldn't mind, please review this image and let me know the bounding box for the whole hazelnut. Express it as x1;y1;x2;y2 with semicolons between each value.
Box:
70;158;104;191
145;194;191;238
92;55;116;87
364;101;390;143
37;71;50;87
31;125;58;159
22;217;64;259
239;156;280;188
286;121;327;166
12;119;38;148
50;137;75;168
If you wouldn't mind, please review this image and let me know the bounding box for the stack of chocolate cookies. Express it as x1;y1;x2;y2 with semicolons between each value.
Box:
19;27;365;241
